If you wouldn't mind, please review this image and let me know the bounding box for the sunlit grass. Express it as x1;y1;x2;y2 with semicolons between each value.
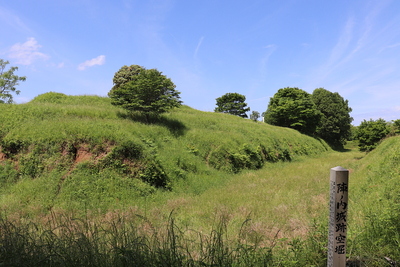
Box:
0;141;372;266
143;147;365;240
3;93;400;265
0;93;330;215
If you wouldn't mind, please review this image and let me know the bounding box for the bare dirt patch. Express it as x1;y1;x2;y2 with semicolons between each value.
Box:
75;148;93;163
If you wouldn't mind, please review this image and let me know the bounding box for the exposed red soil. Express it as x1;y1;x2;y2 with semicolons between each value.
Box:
75;149;93;163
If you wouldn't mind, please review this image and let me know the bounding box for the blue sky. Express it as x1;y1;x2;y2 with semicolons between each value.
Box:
1;0;400;125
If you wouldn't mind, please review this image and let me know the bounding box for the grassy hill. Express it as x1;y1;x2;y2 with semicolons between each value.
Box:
0;92;330;214
0;93;400;265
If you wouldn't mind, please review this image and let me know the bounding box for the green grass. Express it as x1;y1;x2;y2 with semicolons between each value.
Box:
0;140;368;266
0;93;330;214
345;136;400;265
1;93;400;265
137;141;365;244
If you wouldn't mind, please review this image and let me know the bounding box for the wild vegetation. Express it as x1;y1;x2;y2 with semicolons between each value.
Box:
0;93;329;214
340;135;400;266
0;93;399;266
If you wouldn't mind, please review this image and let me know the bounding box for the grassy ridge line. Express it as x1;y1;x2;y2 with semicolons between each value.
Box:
0;93;330;214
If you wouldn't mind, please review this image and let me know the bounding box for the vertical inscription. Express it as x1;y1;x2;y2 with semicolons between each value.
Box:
328;179;336;264
328;166;349;267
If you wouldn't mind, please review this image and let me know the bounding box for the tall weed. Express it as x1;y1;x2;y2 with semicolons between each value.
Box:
0;212;276;266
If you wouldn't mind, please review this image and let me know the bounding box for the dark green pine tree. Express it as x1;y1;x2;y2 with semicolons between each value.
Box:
214;92;250;118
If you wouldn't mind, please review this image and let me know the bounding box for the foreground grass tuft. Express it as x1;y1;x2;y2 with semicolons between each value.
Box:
0;212;275;267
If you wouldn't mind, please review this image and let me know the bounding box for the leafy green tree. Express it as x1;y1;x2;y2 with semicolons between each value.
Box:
0;59;26;103
108;66;182;116
391;119;400;135
349;124;358;141
111;64;144;91
356;118;390;152
250;111;260;122
214;92;250;118
311;88;353;148
264;87;321;135
393;119;400;129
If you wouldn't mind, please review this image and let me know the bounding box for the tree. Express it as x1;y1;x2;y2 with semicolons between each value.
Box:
264;87;321;135
111;64;144;91
250;111;260;122
311;88;353;148
108;66;182;116
391;119;400;135
214;93;250;118
356;118;390;152
0;59;26;103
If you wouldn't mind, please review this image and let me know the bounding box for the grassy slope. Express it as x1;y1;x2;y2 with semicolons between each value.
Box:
0;93;330;215
0;93;399;264
347;135;400;264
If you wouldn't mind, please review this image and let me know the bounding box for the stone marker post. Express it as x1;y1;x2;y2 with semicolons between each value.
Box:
328;166;349;267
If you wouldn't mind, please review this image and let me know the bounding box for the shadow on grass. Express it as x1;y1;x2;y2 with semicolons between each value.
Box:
332;141;361;153
118;111;187;137
334;147;351;152
314;137;354;152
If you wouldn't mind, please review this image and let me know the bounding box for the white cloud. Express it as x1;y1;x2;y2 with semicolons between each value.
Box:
0;7;33;35
77;55;106;70
8;37;49;65
379;42;400;53
260;44;276;73
194;36;204;59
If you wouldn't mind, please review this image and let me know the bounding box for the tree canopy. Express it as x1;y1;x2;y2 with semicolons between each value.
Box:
108;66;182;115
263;87;321;135
0;59;26;103
214;92;250;118
311;88;353;148
111;64;144;91
392;119;400;135
250;111;260;122
356;118;390;152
